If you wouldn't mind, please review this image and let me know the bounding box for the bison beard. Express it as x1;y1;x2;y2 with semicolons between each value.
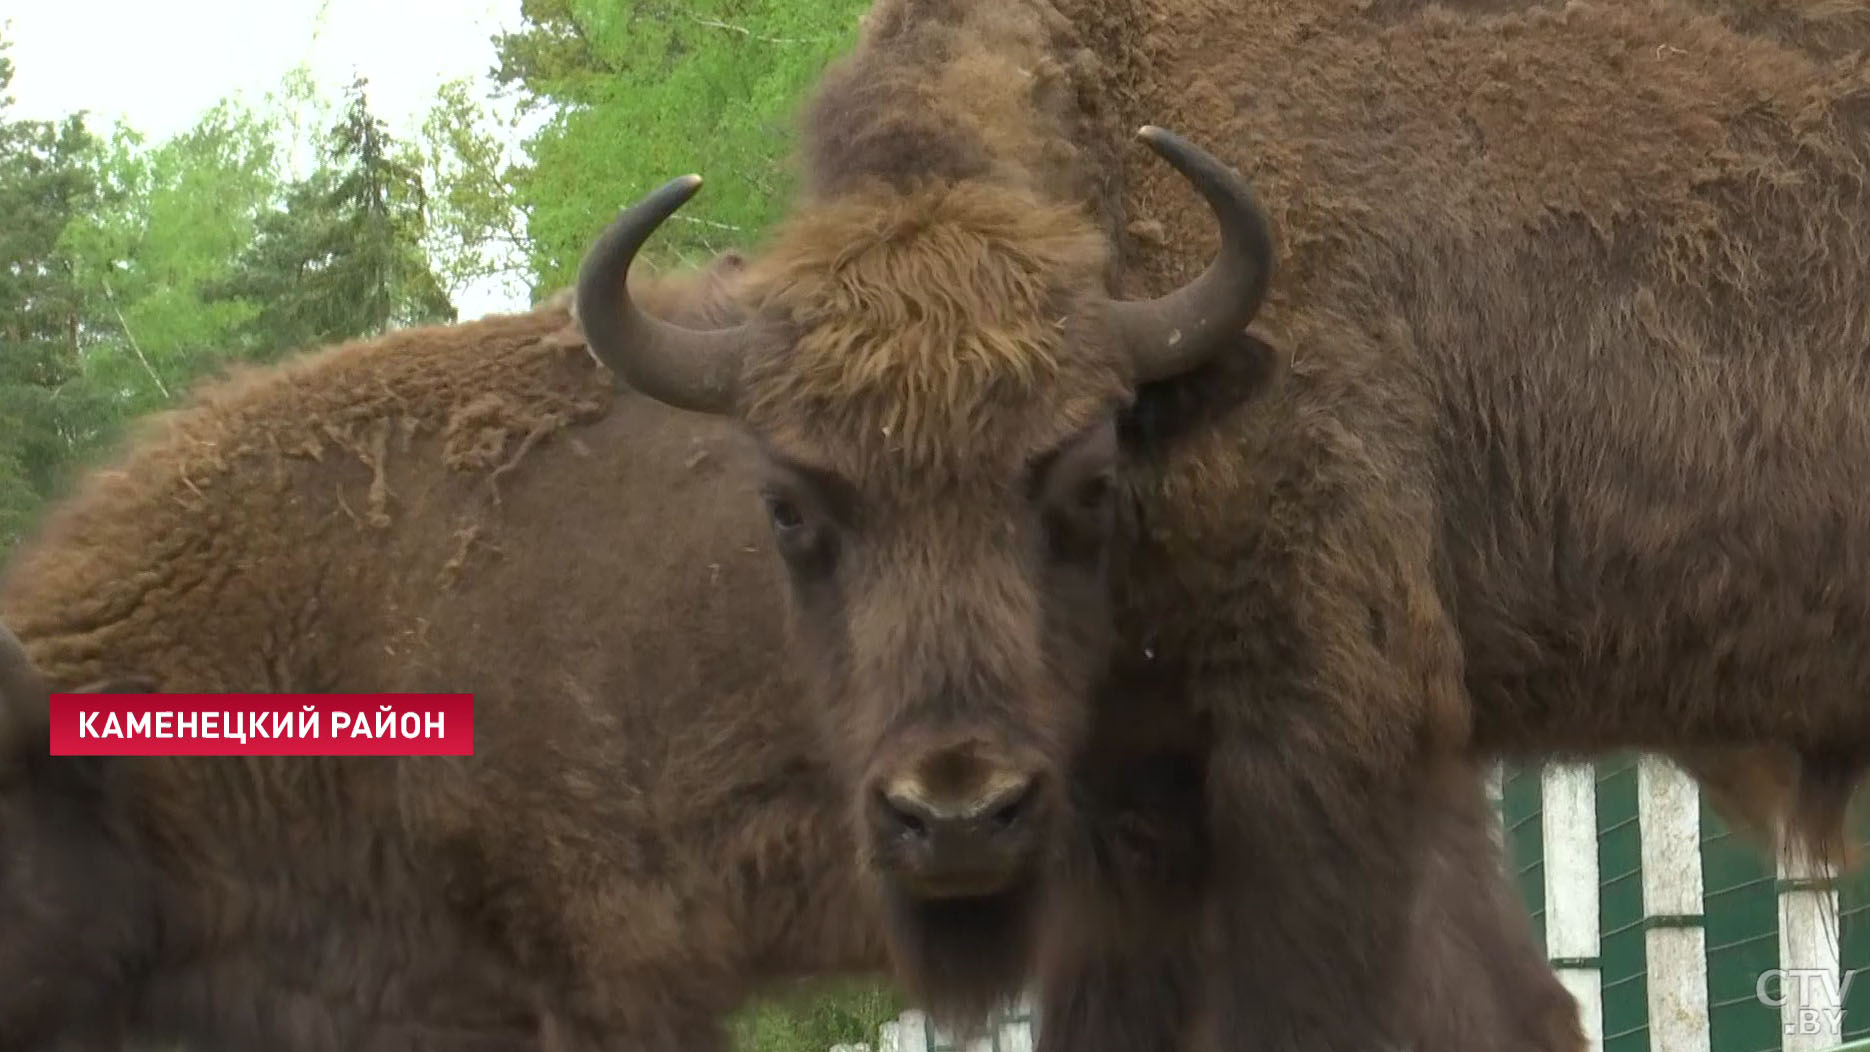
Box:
879;879;1044;1028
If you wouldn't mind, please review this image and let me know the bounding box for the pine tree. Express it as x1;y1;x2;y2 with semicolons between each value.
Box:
214;75;455;359
0;32;101;546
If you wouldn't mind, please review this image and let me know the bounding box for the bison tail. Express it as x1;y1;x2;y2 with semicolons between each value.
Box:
1669;744;1864;881
1783;751;1866;882
1671;744;1799;854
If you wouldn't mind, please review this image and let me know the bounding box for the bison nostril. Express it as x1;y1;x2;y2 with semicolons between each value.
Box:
988;780;1038;830
875;789;930;840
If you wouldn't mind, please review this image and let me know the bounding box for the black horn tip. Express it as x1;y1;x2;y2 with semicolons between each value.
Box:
578;172;707;300
573;170;752;418
1133;126;1246;188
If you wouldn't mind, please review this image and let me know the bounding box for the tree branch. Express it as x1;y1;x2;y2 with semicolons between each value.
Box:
98;273;171;400
684;15;832;45
669;213;743;232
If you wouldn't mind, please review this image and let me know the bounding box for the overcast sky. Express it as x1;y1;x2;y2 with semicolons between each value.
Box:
4;0;531;317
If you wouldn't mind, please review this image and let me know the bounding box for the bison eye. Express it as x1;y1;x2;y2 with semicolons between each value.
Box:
1075;474;1114;512
764;495;806;532
760;489;838;578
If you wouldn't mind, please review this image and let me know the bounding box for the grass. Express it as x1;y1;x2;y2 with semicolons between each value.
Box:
728;980;908;1052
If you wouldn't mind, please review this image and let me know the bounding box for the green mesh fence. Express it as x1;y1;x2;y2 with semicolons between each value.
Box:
1501;756;1870;1052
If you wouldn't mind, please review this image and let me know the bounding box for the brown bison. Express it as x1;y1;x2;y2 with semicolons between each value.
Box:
569;0;1870;1049
0;263;1582;1049
0;266;884;1051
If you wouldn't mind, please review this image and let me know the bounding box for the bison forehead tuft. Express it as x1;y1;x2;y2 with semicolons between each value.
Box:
736;180;1129;478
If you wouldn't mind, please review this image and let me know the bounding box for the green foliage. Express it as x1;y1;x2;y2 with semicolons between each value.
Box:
413;78;536;303
490;0;869;295
0;48;464;552
728;979;905;1052
59;100;282;427
210;76;456;360
0;29;102;545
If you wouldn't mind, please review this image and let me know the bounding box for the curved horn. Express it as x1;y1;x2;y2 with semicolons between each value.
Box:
1110;126;1275;383
575;175;752;416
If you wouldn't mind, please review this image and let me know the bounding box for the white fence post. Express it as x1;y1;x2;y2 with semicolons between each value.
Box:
892;1009;929;1052
878;996;1036;1052
1639;755;1713;1052
878;1015;905;1052
995;992;1037;1052
1778;841;1843;1052
1544;761;1605;1052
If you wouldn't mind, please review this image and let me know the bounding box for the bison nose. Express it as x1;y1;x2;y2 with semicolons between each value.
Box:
865;747;1048;897
875;771;1039;842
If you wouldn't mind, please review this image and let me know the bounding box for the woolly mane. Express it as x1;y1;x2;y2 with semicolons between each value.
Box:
736;181;1122;479
1102;0;1870;309
715;0;1138;484
799;0;1120;211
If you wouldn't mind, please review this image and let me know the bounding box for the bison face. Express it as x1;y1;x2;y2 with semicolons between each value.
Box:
753;411;1126;901
573;127;1274;1005
730;347;1136;1015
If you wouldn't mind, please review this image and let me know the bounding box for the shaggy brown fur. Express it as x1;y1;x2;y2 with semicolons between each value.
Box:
1036;656;1587;1052
1360;0;1870;59
1;255;1583;1052
0;260;891;1052
574;0;1870;1050
1391;763;1588;1052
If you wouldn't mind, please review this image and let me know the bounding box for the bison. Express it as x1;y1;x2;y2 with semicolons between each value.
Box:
0;260;1585;1049
568;0;1870;1049
0;264;885;1051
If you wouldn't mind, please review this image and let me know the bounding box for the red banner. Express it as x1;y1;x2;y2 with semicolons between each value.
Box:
47;694;476;756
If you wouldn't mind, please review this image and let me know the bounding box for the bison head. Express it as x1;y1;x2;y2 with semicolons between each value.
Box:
575;127;1273;1008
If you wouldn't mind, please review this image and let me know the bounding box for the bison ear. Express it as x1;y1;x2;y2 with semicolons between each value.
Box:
1118;332;1287;458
